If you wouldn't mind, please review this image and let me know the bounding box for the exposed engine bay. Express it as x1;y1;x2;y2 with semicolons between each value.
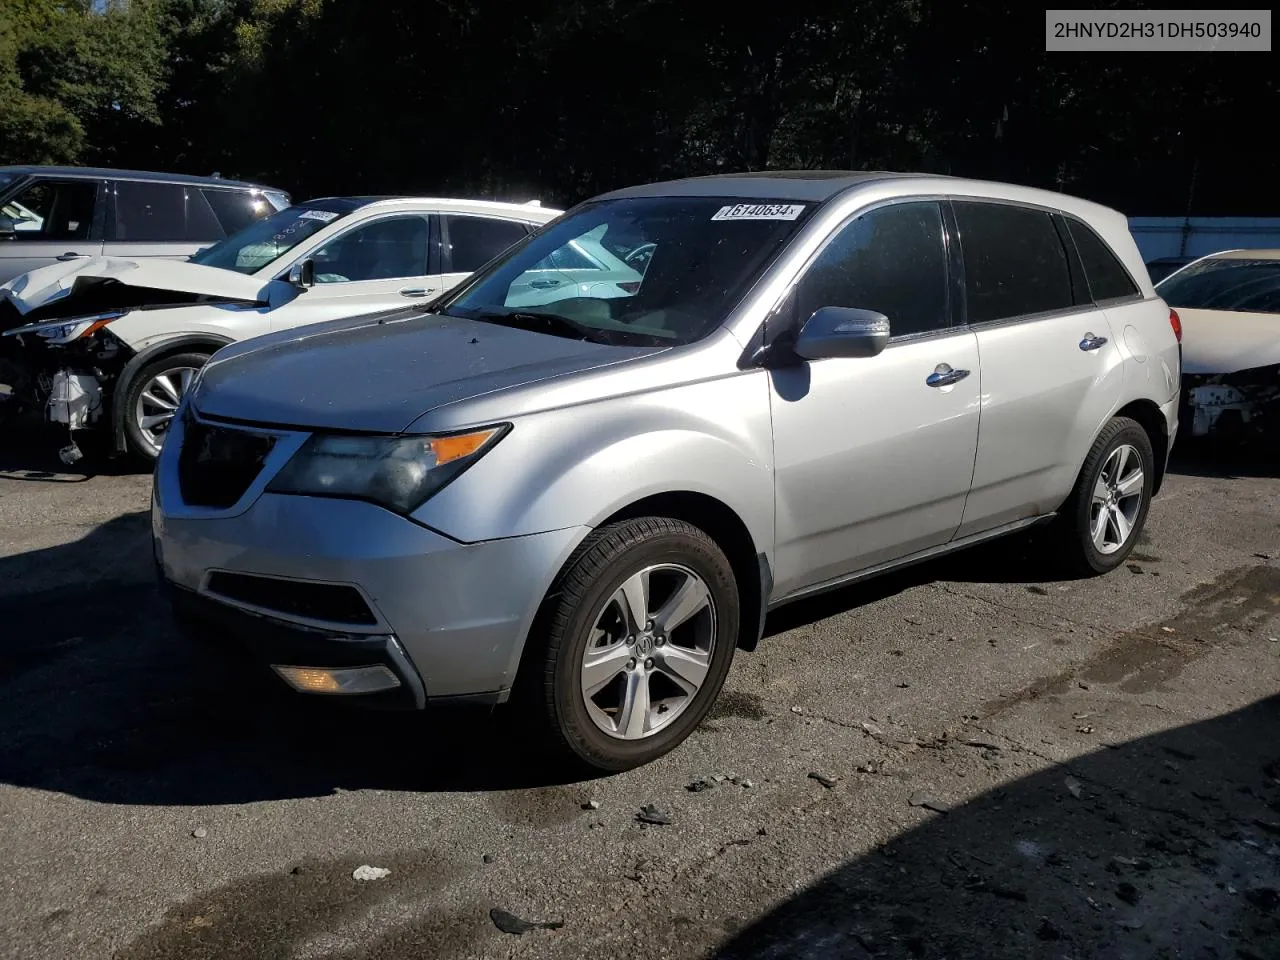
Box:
1183;363;1280;442
1;276;260;462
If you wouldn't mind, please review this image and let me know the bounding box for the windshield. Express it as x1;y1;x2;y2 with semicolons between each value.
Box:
1156;257;1280;314
189;201;362;275
438;196;815;346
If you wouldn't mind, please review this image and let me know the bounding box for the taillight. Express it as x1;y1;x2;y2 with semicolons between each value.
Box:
1169;308;1182;343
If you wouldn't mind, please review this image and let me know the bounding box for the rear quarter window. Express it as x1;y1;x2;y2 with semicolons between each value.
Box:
202;189;270;235
1065;217;1140;302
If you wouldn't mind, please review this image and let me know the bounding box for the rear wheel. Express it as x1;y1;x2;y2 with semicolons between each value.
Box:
527;517;739;772
1050;416;1154;576
122;351;208;461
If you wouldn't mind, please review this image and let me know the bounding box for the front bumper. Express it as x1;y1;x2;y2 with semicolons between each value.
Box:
153;487;586;705
163;579;427;709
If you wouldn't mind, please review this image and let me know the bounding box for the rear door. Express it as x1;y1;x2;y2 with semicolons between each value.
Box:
0;177;105;284
952;199;1124;537
438;214;532;293
103;179;226;260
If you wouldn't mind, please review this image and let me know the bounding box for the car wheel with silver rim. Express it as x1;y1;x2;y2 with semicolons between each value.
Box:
121;351;209;461
529;517;739;772
1053;416;1155;575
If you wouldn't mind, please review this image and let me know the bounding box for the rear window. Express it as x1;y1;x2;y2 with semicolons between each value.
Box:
1156;258;1280;314
1065;217;1140;302
953;201;1074;323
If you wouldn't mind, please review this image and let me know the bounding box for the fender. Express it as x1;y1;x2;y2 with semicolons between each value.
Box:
109;333;233;453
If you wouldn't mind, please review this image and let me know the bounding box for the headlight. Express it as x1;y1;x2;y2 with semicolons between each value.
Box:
266;426;507;514
5;310;125;345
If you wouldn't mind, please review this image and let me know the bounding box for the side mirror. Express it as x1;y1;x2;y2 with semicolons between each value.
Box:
287;258;315;288
0;216;17;239
794;306;891;360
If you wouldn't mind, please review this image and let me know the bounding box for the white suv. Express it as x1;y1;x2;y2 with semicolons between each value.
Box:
1;196;562;459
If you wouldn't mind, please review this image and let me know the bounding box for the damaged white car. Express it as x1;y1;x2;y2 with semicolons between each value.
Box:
0;195;560;462
1155;249;1280;443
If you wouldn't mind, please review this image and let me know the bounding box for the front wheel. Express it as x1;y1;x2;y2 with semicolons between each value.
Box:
1050;416;1155;576
528;517;739;773
122;352;208;461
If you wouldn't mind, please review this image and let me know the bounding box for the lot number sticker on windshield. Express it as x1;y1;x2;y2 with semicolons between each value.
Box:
298;210;340;222
711;203;806;221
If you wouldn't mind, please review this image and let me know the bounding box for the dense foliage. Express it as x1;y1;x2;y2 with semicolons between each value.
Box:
1;0;1275;213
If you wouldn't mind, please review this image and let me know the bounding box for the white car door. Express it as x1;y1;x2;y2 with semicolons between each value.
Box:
267;213;436;332
437;213;536;294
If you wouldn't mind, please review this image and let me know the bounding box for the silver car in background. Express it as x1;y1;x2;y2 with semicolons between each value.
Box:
152;171;1181;772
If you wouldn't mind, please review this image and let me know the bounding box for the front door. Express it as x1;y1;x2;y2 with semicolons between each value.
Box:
0;178;104;285
769;199;981;598
269;213;436;332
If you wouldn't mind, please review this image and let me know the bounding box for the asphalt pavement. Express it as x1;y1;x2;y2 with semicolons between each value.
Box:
1;432;1278;960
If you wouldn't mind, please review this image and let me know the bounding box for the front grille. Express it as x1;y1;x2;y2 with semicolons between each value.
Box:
177;416;275;508
205;571;378;626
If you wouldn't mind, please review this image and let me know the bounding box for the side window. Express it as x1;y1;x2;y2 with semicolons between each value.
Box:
1065;216;1141;302
310;215;431;283
202;189;268;235
445;215;529;274
796;201;949;339
1;180;96;240
114;181;189;241
953;201;1074;323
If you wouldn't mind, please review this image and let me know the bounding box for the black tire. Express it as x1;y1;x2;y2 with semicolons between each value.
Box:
1050;416;1155;576
526;517;739;773
121;351;209;462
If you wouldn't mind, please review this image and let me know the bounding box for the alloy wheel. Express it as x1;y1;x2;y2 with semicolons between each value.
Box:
1089;443;1144;555
580;562;717;740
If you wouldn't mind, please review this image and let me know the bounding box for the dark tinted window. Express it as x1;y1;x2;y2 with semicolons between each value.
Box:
1066;217;1140;301
184;188;223;240
1156;258;1280;313
114;181;188;241
311;215;430;283
202;189;268;234
445;215;529;273
1;180;96;240
797;201;949;338
954;201;1074;323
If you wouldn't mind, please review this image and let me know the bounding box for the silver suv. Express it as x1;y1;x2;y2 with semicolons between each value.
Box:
0;166;289;285
153;171;1182;772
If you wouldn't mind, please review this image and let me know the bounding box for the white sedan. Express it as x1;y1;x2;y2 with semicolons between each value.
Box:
1155;248;1280;442
0;196;562;459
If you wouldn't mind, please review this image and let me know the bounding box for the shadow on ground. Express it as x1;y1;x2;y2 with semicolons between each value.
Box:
0;502;1092;807
714;695;1280;960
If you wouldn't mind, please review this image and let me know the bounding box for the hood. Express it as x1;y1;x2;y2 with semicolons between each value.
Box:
1177;307;1280;375
0;257;274;318
191;309;663;433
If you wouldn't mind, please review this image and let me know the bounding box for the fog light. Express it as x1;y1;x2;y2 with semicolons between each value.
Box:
272;664;401;695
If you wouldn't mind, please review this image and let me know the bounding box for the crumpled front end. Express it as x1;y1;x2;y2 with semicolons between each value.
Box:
1183;363;1280;440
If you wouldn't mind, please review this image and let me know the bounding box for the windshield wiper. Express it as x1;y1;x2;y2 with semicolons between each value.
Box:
452;308;617;345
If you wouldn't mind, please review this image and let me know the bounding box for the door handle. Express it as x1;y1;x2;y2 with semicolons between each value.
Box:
399;287;435;298
926;365;970;388
528;279;561;288
56;252;87;261
1079;333;1108;351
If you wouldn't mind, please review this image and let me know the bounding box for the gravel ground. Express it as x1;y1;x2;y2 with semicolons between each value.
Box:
1;433;1278;960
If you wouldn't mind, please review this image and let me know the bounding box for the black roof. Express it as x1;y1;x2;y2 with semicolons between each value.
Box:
598;170;941;203
0;165;283;191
